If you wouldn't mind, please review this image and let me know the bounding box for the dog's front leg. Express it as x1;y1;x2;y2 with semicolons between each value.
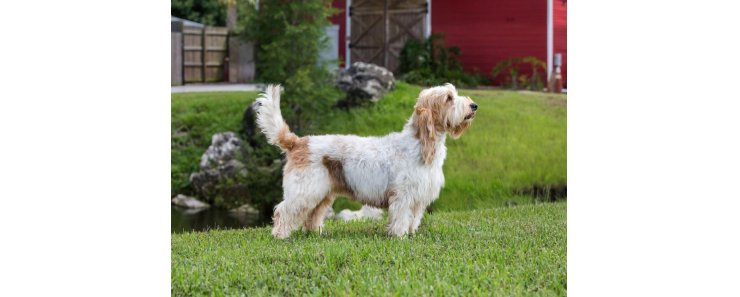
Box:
409;202;426;235
387;195;413;237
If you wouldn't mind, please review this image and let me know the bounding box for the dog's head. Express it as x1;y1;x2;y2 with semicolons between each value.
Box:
412;83;477;164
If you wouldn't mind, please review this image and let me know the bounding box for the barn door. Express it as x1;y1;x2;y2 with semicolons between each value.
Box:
350;0;428;72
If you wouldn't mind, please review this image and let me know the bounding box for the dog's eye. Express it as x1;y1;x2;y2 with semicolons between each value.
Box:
446;95;453;102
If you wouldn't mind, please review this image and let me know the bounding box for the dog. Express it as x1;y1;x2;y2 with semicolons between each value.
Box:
255;83;477;238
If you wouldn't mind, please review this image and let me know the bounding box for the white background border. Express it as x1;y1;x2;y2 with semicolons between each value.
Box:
1;0;739;295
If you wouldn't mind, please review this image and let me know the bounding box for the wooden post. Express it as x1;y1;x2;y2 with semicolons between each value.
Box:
226;1;237;82
171;21;184;86
383;0;389;68
227;3;255;83
549;53;563;93
202;27;207;82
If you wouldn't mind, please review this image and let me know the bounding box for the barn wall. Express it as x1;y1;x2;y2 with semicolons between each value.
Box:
432;0;548;85
330;0;347;68
553;0;567;87
333;0;566;85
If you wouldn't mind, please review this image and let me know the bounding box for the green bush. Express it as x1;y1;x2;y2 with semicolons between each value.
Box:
491;56;547;90
398;34;487;87
171;0;226;26
237;0;341;133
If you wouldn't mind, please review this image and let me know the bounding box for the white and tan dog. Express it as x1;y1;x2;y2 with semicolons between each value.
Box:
255;83;477;238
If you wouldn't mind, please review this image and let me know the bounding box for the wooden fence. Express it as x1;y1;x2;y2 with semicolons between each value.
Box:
171;25;183;85
172;21;254;85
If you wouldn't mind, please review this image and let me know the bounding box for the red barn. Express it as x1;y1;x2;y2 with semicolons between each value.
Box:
330;0;567;87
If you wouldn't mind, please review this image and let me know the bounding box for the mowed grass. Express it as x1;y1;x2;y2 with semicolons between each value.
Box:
171;202;566;296
317;83;567;210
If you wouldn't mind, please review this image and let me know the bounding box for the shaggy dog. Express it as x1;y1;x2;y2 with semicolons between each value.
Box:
255;83;477;238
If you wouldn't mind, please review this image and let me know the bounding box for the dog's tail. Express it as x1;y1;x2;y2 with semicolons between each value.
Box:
255;84;300;152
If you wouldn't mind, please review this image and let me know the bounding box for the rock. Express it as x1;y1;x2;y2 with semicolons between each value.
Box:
171;194;210;209
189;132;250;207
334;209;360;221
197;132;243;169
336;62;395;106
359;205;384;219
228;204;261;225
229;204;259;215
332;205;384;222
324;206;335;220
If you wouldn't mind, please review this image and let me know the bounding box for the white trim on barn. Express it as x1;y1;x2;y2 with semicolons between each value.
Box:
425;0;432;38
546;0;553;82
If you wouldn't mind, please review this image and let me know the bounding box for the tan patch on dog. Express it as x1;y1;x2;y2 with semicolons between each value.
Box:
304;195;335;230
277;124;299;150
322;156;356;198
381;189;397;208
279;125;310;172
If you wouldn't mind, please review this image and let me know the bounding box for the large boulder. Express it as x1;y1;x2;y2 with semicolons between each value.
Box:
336;62;395;106
189;132;250;208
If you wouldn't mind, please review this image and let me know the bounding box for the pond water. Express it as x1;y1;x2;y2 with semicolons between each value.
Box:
171;206;270;233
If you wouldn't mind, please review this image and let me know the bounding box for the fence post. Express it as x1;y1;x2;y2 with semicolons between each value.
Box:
229;34;255;83
171;21;183;86
202;27;208;82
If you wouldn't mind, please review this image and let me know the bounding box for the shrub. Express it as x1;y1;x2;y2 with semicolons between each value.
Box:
171;0;227;26
237;0;341;133
491;56;547;90
398;34;487;87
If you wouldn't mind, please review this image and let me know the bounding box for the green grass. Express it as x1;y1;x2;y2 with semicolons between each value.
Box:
171;83;566;210
171;202;566;296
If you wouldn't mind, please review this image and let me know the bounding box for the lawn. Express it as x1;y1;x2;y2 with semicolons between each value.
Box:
171;202;566;296
171;83;567;210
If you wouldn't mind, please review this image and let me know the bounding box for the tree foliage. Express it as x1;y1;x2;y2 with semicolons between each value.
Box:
171;0;227;26
398;34;487;87
237;0;341;133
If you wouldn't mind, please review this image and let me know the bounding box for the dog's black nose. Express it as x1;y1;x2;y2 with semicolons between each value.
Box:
470;103;478;111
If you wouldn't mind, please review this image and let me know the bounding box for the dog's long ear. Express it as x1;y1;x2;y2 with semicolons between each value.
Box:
414;107;436;165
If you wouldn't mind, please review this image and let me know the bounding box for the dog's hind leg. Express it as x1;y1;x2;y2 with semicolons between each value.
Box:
271;200;295;239
304;195;335;234
272;196;325;239
272;171;331;239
